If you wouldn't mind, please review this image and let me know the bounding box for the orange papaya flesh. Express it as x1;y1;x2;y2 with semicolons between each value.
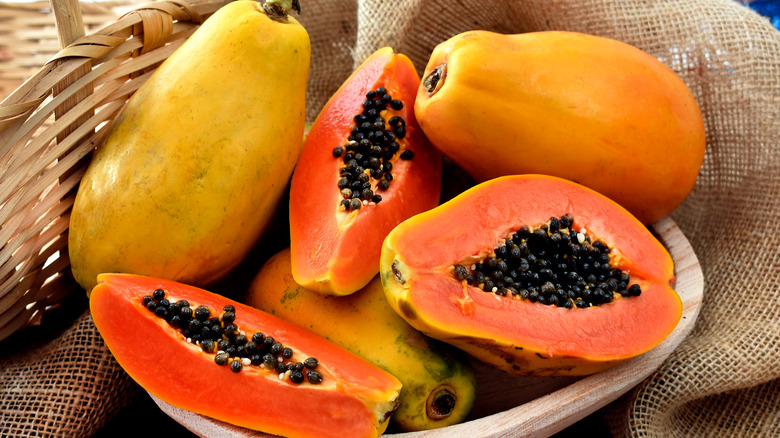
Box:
414;30;706;225
381;175;682;376
90;273;402;438
290;47;442;296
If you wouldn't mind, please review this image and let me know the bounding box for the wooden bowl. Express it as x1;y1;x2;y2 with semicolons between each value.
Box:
151;216;704;437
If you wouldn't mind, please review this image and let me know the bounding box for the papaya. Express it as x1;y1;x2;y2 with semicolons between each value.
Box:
245;247;477;431
380;174;682;376
414;30;706;225
69;0;310;292
289;47;442;296
90;273;402;438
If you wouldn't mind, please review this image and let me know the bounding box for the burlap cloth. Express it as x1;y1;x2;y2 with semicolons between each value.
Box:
1;0;778;436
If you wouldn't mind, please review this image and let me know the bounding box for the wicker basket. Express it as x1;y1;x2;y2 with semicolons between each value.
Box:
0;0;161;100
0;0;231;342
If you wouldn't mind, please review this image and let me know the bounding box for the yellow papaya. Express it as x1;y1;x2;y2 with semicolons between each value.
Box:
246;248;477;431
414;30;706;225
69;0;310;292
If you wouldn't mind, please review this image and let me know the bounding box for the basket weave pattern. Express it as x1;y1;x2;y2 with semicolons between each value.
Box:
0;0;229;341
0;1;146;90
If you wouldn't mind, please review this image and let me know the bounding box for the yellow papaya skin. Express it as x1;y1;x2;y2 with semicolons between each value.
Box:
414;30;705;225
69;1;310;292
246;248;477;431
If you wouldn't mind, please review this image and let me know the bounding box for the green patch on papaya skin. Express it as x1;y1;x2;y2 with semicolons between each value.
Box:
279;286;301;305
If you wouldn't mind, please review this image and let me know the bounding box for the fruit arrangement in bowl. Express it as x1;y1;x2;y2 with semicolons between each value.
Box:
75;0;706;437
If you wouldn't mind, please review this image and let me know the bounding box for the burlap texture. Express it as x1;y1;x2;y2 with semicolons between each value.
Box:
0;310;139;437
1;0;778;436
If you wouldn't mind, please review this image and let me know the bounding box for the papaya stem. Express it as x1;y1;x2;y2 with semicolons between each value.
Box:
263;0;301;21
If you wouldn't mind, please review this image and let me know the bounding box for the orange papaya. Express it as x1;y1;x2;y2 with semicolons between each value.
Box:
414;30;706;225
90;273;401;438
289;47;442;296
380;174;682;376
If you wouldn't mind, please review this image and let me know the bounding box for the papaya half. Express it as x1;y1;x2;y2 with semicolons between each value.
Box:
246;247;477;431
380;174;682;376
69;0;309;292
414;30;706;225
289;47;442;296
90;273;402;438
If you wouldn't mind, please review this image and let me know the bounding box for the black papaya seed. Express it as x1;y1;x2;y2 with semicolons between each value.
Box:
289;370;305;383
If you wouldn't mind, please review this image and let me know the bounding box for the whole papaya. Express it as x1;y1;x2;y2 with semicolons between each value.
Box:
414;30;706;225
246;248;476;431
69;0;310;292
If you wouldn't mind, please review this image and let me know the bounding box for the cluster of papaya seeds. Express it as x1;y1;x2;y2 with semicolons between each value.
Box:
90;274;404;438
334;86;414;211
453;214;643;309
143;287;323;383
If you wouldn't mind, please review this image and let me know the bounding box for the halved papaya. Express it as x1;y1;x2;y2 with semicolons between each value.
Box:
90;273;402;438
380;175;682;376
289;47;442;296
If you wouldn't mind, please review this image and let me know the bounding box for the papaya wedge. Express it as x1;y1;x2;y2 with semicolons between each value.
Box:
289;47;442;296
90;273;401;438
